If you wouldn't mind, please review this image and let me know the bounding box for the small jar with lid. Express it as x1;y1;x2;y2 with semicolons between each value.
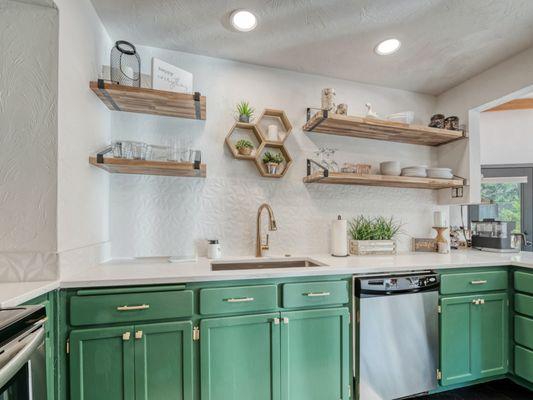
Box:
207;240;222;259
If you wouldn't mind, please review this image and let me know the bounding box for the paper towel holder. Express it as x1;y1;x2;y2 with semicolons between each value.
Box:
332;215;349;257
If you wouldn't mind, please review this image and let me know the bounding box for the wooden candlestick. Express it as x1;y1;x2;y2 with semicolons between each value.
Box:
433;227;449;253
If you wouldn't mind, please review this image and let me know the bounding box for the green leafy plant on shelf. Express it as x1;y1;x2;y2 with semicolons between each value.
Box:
235;139;254;156
348;215;402;240
262;151;284;174
235;101;255;123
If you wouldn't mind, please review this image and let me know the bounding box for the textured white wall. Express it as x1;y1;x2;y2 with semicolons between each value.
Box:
480;109;533;165
54;0;111;258
109;46;448;257
0;0;59;281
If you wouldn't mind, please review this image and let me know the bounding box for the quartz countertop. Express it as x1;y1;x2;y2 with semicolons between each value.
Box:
3;250;533;308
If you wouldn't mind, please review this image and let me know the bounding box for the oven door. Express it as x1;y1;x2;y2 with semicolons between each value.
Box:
0;323;46;400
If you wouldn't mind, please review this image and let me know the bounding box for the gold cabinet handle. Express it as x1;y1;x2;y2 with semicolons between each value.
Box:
479;299;485;305
472;299;480;305
283;317;289;324
224;297;254;303
273;318;280;325
304;292;331;297
135;330;143;340
122;332;131;341
470;280;487;285
117;304;150;311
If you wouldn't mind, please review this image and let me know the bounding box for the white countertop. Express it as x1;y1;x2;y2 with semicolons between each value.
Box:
0;281;59;308
3;249;533;308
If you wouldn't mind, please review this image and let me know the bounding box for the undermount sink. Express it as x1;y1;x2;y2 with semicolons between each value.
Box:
211;259;323;271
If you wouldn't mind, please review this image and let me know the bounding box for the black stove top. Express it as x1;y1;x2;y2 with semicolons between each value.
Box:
0;306;45;348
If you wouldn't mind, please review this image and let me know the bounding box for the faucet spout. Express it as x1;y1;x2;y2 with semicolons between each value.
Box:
256;203;277;257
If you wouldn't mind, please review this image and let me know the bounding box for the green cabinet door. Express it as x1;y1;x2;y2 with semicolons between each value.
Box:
200;313;281;400
440;295;478;386
440;293;508;386
70;326;135;400
280;308;350;400
478;293;508;378
134;321;193;400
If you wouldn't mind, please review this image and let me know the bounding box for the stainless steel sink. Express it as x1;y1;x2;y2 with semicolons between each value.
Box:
211;259;322;271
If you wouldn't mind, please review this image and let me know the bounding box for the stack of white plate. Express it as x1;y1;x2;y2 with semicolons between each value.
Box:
401;166;427;177
427;167;453;179
380;161;401;176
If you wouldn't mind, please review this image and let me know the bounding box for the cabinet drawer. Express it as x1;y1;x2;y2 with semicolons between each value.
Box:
515;345;533;383
282;281;348;308
70;290;194;326
515;315;533;350
515;271;533;294
440;271;507;295
200;285;277;315
515;293;533;318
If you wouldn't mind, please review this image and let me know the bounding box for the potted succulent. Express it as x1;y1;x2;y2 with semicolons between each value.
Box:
348;215;401;255
235;139;254;156
236;101;255;123
262;151;284;174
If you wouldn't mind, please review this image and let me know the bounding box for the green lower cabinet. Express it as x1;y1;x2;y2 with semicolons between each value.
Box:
280;308;350;400
200;313;281;400
134;321;193;400
70;322;193;400
70;326;135;400
440;293;508;386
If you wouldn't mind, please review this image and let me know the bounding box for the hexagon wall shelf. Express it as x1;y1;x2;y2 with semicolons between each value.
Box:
254;143;293;178
225;109;292;178
256;109;292;145
225;122;264;160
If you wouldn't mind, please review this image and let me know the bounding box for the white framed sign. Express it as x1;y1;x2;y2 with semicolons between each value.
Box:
151;58;193;93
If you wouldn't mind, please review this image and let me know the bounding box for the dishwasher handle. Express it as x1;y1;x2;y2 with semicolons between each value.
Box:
0;323;45;389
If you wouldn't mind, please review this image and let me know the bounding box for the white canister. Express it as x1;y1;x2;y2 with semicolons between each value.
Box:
207;240;221;259
267;124;279;141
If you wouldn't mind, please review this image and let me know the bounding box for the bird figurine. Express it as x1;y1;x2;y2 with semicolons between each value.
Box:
365;103;379;119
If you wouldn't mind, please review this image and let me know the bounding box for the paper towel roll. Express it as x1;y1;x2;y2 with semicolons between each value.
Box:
331;216;348;256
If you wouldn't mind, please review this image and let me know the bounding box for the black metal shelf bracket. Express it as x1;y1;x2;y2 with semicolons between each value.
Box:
305;107;328;131
193;150;202;170
194;92;202;119
306;158;329;178
96;146;113;164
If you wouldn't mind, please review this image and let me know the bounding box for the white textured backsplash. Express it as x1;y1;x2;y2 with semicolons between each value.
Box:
109;45;447;258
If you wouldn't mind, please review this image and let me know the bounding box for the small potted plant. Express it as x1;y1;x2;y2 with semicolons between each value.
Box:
236;101;255;123
348;215;401;255
262;151;284;174
235;139;254;156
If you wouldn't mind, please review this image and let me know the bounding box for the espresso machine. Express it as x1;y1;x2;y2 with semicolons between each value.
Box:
471;219;527;252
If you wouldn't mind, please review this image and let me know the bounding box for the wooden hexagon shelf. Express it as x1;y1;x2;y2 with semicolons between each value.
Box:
225;122;264;160
256;109;292;145
254;143;293;178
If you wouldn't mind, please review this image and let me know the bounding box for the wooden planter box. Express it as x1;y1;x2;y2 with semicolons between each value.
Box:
349;240;396;255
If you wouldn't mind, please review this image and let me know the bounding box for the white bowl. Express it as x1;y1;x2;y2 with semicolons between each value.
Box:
401;166;427;177
427;168;453;179
380;161;401;176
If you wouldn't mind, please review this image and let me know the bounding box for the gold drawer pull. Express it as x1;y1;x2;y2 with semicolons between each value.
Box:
117;304;150;311
305;292;331;297
472;298;486;305
470;280;487;285
122;332;131;341
224;297;255;303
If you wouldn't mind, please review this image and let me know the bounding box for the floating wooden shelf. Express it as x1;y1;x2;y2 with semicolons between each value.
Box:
303;171;464;190
90;80;206;119
303;110;465;146
89;156;206;178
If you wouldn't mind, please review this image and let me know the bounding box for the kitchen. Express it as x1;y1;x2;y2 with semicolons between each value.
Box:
1;0;533;399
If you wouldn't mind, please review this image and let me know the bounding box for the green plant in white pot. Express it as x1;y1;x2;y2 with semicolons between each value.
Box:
348;215;401;255
262;151;284;174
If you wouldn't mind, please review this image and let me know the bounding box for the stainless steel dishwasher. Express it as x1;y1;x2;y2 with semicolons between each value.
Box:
355;272;440;400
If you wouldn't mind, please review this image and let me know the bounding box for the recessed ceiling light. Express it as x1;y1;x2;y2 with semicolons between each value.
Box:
374;38;401;55
230;10;257;32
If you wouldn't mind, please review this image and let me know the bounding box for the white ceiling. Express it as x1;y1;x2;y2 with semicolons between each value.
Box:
90;0;533;95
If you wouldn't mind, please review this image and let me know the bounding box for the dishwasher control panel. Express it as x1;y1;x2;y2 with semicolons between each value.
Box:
355;272;440;296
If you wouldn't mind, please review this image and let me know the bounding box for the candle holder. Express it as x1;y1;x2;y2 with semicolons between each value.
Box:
433;226;449;253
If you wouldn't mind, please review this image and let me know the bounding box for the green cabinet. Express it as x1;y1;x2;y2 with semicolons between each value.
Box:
199;308;350;400
280;308;350;400
440;293;508;386
200;313;281;400
70;322;192;400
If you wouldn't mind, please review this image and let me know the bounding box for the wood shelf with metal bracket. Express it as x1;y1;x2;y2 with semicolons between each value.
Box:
90;79;206;119
303;159;464;190
303;109;466;146
89;146;206;177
